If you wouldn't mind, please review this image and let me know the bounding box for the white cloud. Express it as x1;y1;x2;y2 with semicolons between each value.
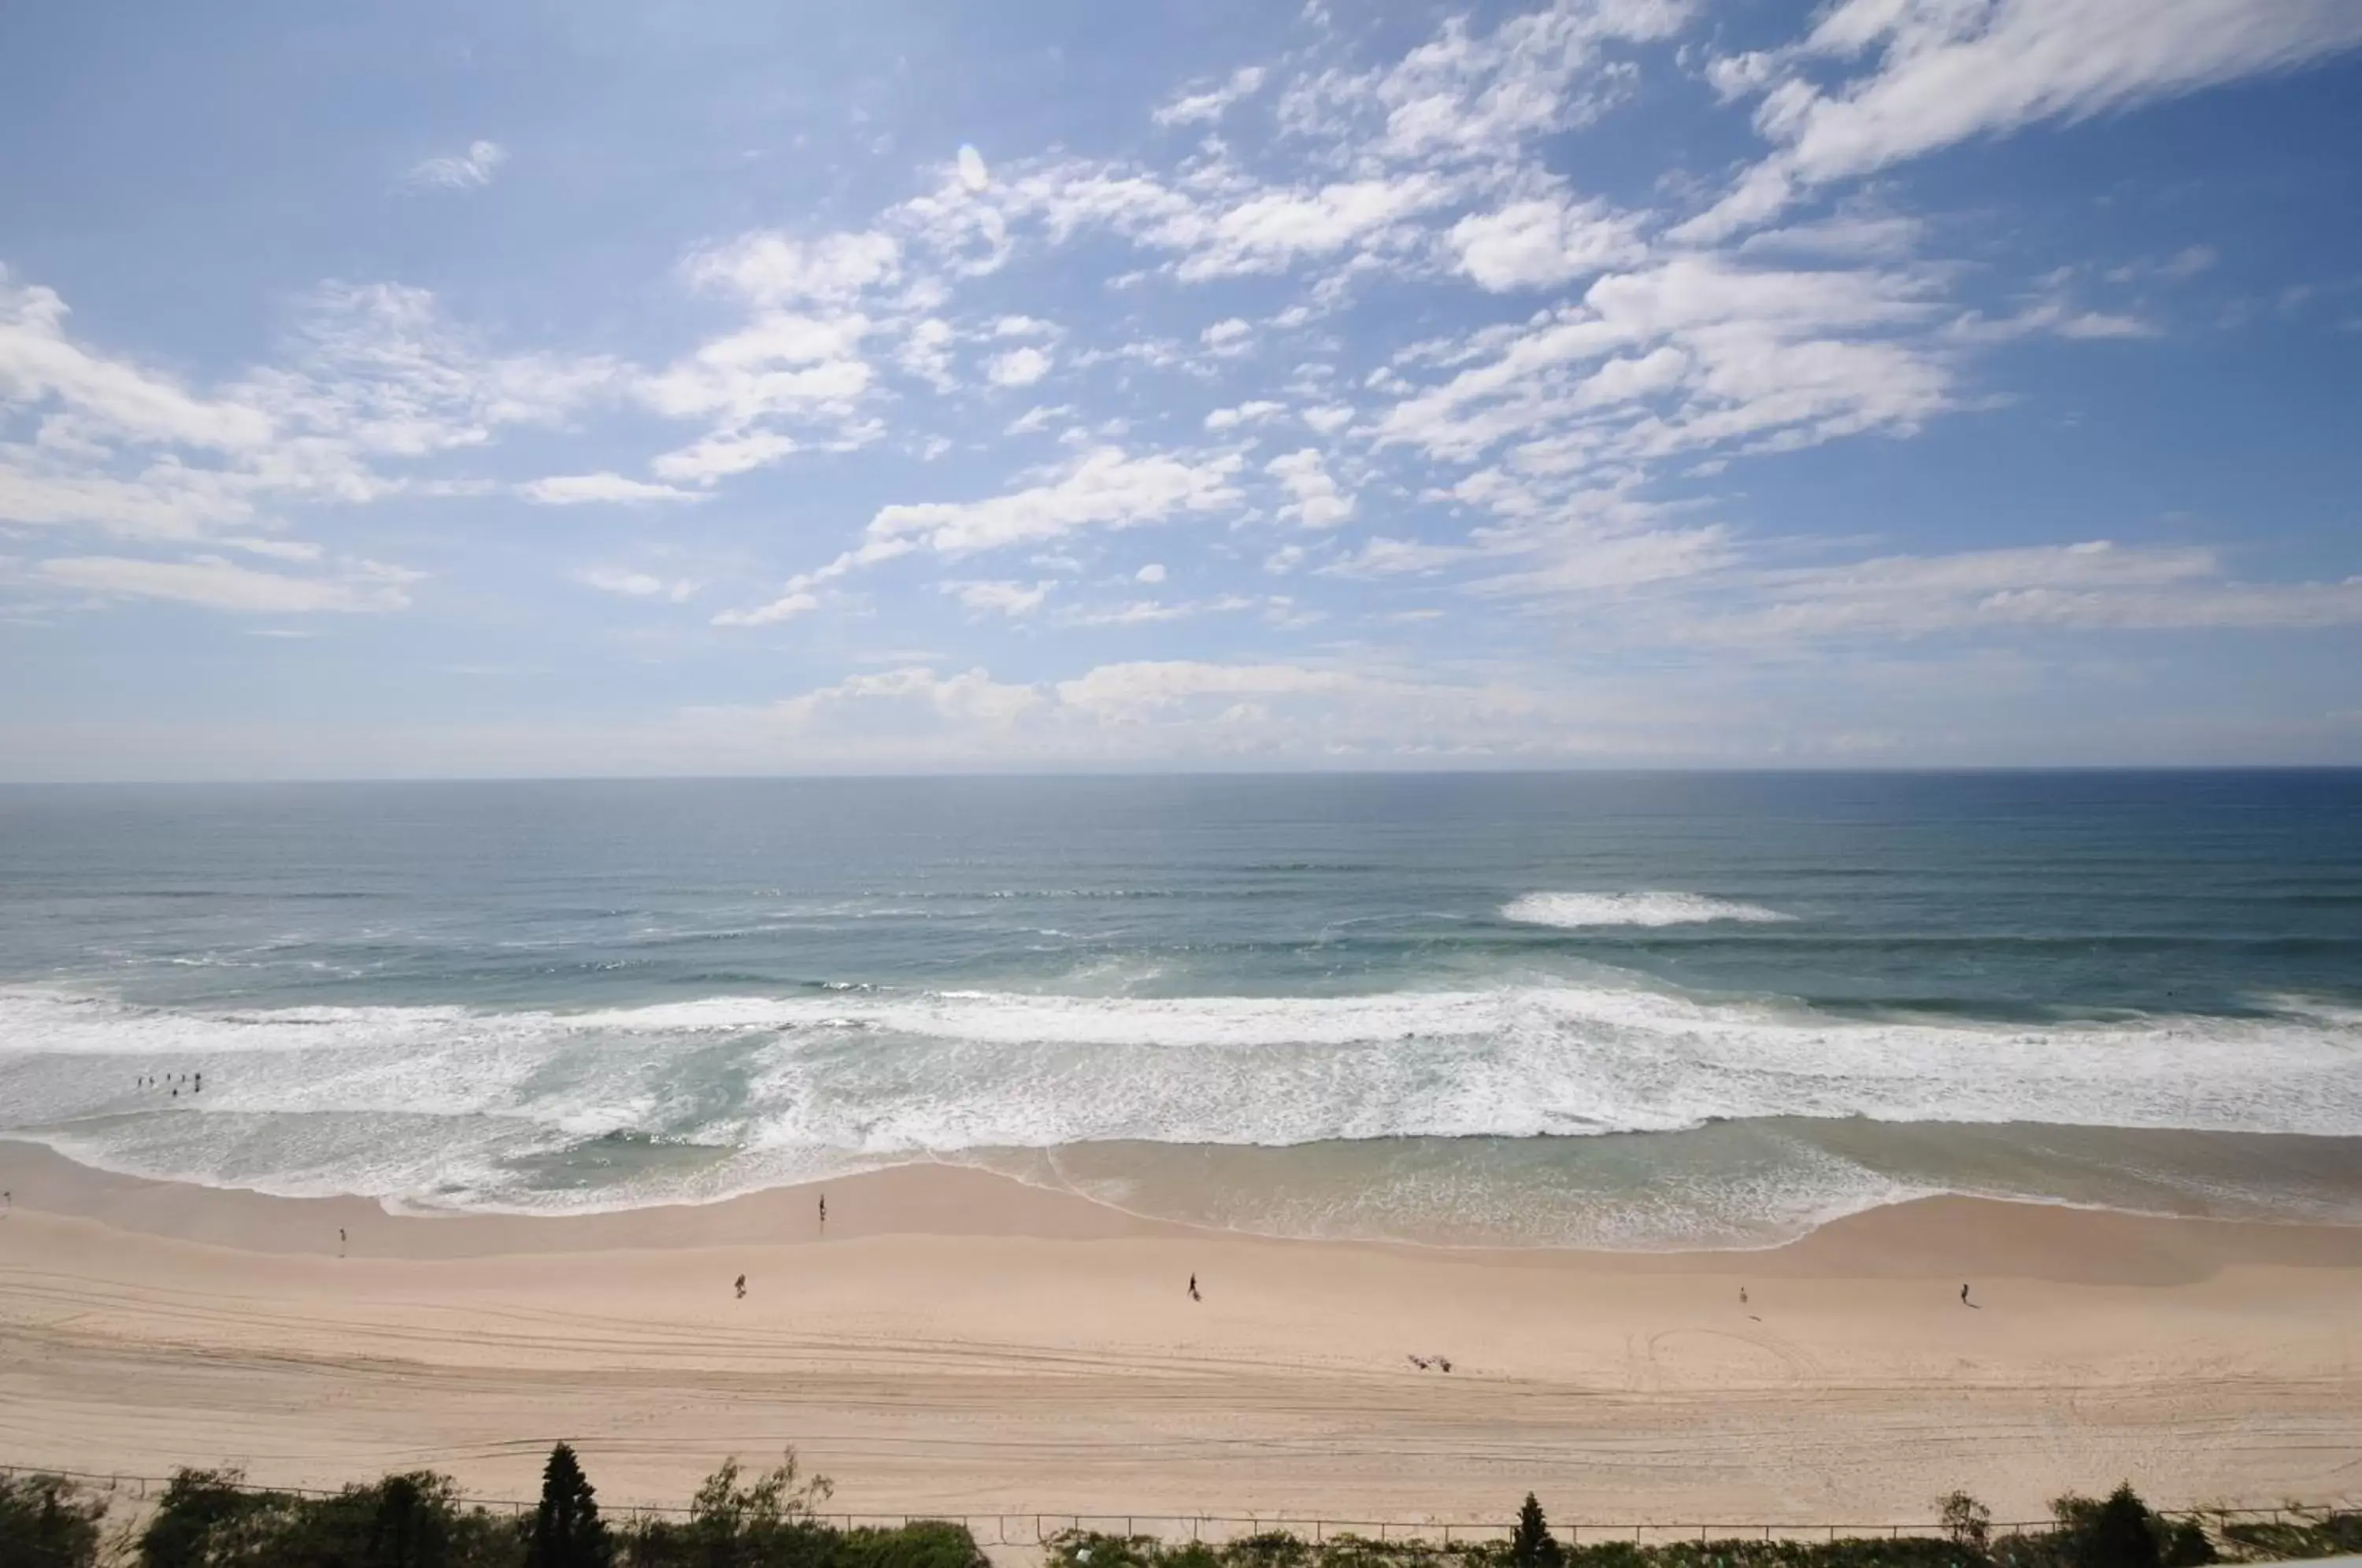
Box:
957;145;991;194
1320;536;1471;577
1070;594;1258;626
405;140;506;190
1265;447;1356;528
864;447;1244;557
1716;541;2362;642
1177;173;1455;281
1374;253;1951;476
1153;66;1269;128
35;554;416;613
1683;0;2362;239
986;345;1053;387
1201;318;1255;354
682;230;901;305
2;274;623;547
763;664;1043;730
1135;563;1168;584
575;566;696;602
651;429;801;483
520;472;705;505
1203;400;1284;432
1005;404;1073;436
1449;193;1646;291
992;315;1060;338
1280;0;1692;166
711;590;819;627
947;579;1053;616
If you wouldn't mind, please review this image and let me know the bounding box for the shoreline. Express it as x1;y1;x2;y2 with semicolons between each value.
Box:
9;1136;2362;1280
4;1137;2360;1526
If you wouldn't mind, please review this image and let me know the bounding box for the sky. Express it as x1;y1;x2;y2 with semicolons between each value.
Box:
3;0;2361;778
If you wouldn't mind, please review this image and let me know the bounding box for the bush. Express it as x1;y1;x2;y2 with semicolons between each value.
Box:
139;1470;280;1568
2052;1486;2159;1568
616;1452;838;1568
137;1468;518;1568
0;1473;107;1568
1938;1493;1991;1552
831;1523;987;1568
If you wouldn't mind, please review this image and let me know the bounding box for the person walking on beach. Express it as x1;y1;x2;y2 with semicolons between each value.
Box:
1738;1285;1748;1305
339;1227;346;1256
1188;1272;1199;1301
1960;1282;1971;1305
735;1274;746;1300
818;1193;827;1229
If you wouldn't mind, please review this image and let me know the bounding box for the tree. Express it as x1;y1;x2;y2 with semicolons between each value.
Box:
1510;1493;1562;1568
529;1444;612;1568
0;1473;106;1568
2063;1485;2162;1568
1939;1491;1993;1551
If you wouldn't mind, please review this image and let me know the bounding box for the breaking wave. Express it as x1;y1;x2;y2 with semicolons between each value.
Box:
1501;892;1796;928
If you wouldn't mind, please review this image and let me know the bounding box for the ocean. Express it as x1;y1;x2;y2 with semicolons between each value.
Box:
2;771;2358;1248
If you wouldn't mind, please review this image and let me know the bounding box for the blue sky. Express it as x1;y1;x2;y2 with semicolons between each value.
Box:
4;0;2360;778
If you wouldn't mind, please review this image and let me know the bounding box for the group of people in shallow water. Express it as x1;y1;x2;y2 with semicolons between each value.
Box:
137;1071;202;1097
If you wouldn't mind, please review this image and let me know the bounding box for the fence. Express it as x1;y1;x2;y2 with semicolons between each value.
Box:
2;1464;2347;1552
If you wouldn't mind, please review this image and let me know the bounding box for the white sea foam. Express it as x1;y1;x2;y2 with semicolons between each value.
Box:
7;980;2361;1159
1501;891;1796;928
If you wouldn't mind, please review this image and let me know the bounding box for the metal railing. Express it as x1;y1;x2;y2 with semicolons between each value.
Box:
3;1464;2349;1552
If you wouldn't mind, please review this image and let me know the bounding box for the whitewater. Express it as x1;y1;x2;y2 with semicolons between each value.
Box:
2;773;2358;1243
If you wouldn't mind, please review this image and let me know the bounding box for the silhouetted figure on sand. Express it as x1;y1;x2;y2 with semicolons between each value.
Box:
1188;1272;1199;1300
1961;1282;1975;1307
338;1227;346;1256
1738;1285;1748;1305
818;1193;827;1229
735;1274;746;1300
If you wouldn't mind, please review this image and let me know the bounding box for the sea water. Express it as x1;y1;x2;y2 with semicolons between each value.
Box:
2;772;2357;1248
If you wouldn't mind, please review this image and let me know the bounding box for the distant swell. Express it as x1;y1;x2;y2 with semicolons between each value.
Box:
1502;891;1795;928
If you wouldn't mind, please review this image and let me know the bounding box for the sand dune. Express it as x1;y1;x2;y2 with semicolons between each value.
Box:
2;1141;2358;1533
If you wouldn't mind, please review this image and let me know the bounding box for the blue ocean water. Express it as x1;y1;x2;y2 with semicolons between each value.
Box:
2;772;2358;1246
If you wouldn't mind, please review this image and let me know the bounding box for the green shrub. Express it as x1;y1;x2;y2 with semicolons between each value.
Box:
0;1473;107;1568
831;1522;985;1568
1938;1494;1992;1553
139;1470;280;1568
136;1468;519;1568
2051;1487;2158;1568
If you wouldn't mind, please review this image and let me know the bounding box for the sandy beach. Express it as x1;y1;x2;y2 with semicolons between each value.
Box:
2;1138;2359;1534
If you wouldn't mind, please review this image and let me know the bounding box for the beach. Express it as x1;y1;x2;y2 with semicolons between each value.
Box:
4;1141;2358;1535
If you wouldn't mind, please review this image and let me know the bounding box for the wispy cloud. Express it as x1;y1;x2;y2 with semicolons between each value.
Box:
405;140;507;190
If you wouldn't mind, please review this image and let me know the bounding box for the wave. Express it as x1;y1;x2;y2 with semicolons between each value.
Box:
1501;891;1795;928
6;978;2360;1137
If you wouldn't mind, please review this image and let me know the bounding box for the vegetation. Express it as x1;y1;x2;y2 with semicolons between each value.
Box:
527;1447;609;1568
1512;1496;1562;1568
7;1463;2359;1568
0;1473;109;1568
